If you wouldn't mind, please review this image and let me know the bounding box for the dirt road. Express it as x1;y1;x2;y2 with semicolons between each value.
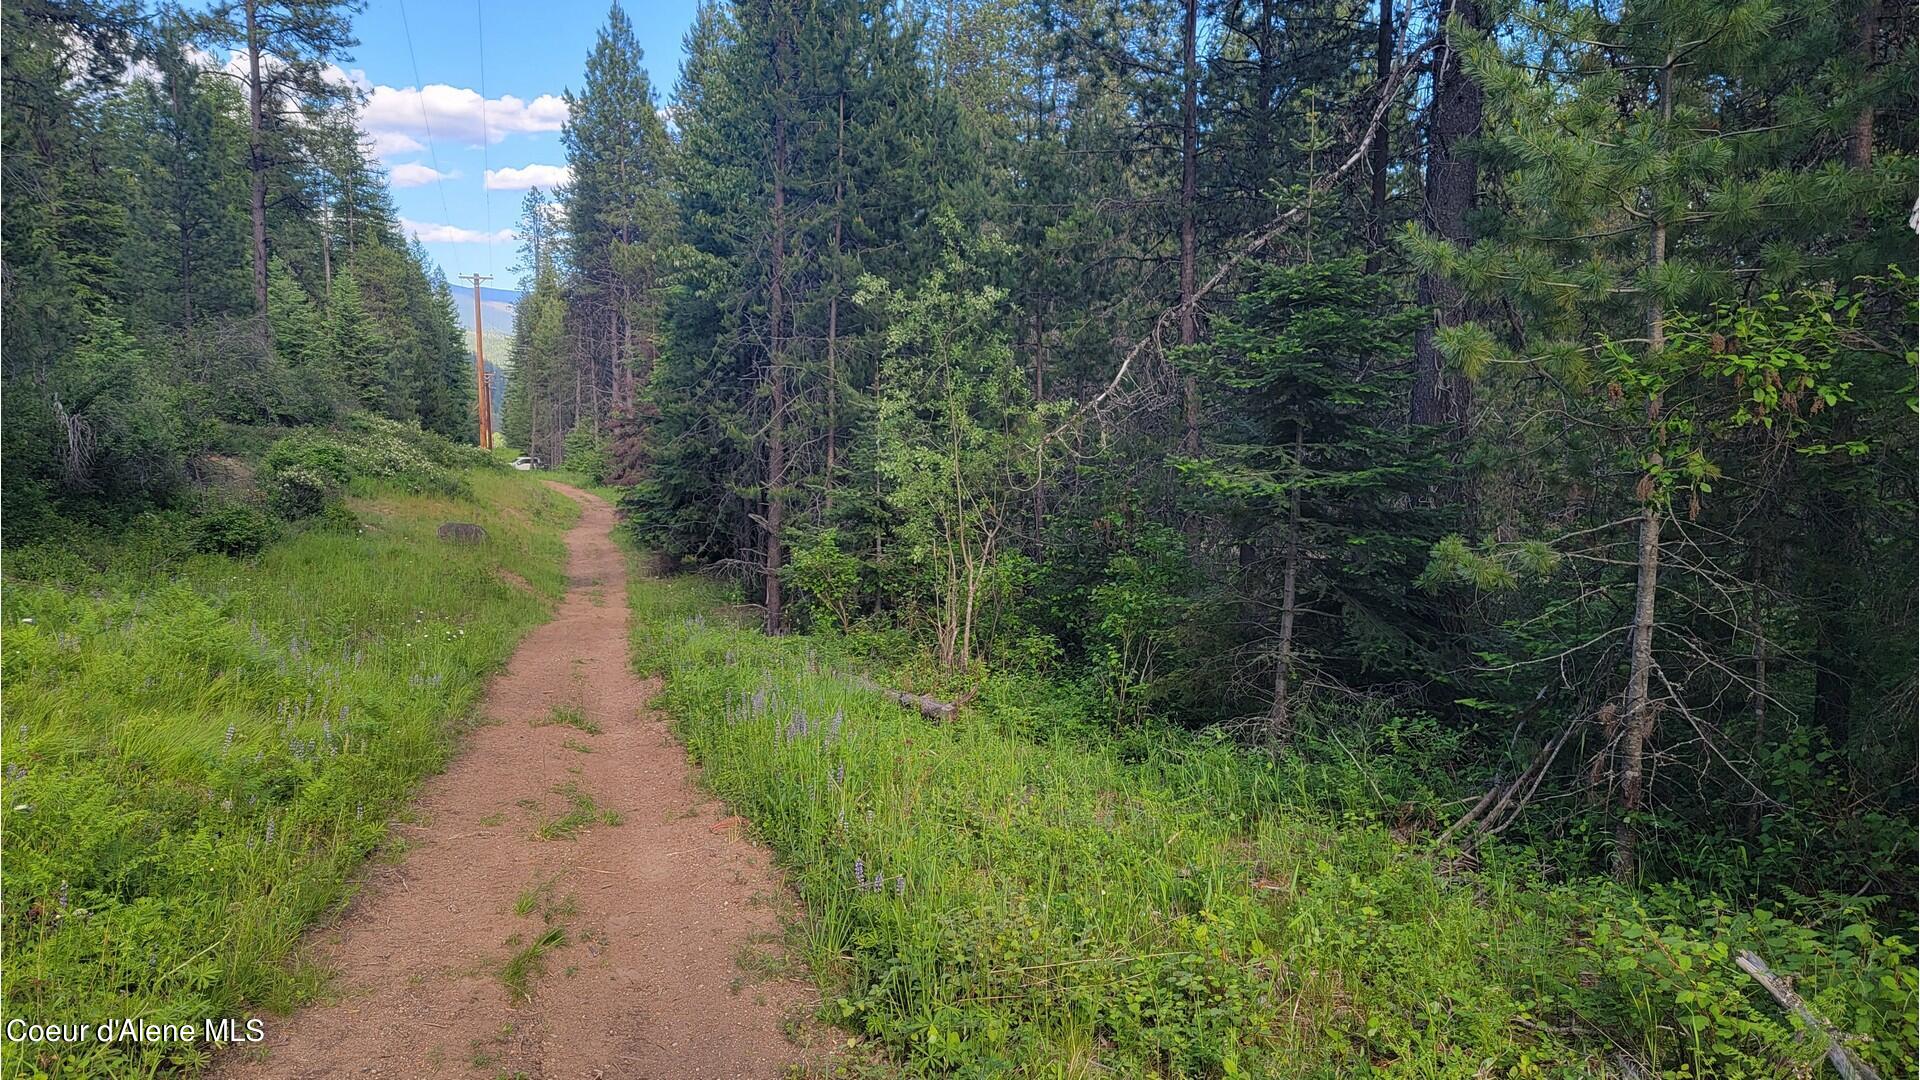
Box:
219;483;819;1079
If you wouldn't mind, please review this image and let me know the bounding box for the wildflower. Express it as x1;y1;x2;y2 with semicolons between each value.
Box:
854;858;867;888
895;875;906;897
223;724;236;752
833;762;845;785
56;881;68;912
221;798;234;813
264;818;277;845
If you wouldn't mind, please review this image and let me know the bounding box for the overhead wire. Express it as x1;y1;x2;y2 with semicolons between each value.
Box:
476;0;495;275
394;0;454;229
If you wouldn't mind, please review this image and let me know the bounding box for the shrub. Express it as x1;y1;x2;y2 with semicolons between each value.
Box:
261;416;479;499
265;465;336;521
193;499;275;556
785;528;862;630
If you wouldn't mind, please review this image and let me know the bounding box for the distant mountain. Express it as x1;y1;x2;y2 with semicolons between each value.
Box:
447;283;518;432
448;283;520;337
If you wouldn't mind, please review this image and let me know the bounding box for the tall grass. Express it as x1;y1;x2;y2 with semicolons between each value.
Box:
0;470;577;1078
630;572;1917;1079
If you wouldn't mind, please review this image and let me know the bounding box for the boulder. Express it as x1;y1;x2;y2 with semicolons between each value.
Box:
437;522;489;544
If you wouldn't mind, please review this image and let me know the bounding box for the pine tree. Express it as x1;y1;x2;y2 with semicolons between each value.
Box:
1416;0;1916;880
562;3;675;444
1177;255;1433;738
328;268;388;410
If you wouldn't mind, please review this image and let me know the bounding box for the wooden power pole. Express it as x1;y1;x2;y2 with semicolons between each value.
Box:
462;273;494;450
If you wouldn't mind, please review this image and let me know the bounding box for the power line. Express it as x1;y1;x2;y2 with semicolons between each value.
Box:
394;0;453;227
476;0;495;276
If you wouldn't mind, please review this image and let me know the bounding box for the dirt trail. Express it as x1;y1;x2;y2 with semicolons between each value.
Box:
220;483;820;1079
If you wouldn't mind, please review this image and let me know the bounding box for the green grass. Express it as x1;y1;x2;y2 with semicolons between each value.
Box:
628;569;1919;1079
0;468;579;1078
533;781;621;840
532;704;601;735
501;879;575;1003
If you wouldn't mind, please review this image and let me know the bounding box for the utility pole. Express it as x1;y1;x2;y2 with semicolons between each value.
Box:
462;273;494;450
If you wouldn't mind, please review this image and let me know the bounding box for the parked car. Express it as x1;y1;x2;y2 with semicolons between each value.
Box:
511;456;545;471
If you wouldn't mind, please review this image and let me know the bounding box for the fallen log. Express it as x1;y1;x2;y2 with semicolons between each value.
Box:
1734;950;1882;1080
845;674;966;721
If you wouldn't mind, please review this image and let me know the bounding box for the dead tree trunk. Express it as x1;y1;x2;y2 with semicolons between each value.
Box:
1269;425;1304;740
1364;0;1393;273
1178;0;1202;455
762;15;791;636
244;0;270;348
1409;0;1482;432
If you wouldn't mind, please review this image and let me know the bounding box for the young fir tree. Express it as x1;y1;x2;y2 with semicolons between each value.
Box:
1176;255;1432;740
328;267;388;411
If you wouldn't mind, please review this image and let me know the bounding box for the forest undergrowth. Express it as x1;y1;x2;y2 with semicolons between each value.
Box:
1;448;576;1078
631;570;1917;1080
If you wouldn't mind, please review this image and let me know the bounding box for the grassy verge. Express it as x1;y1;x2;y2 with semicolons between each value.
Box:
1;469;578;1078
628;571;1917;1079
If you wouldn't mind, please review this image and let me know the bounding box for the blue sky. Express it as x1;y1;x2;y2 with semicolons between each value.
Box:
344;0;698;285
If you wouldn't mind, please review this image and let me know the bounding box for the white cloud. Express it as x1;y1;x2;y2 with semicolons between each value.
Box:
401;218;515;245
361;83;568;154
484;163;571;191
388;162;459;188
367;130;425;157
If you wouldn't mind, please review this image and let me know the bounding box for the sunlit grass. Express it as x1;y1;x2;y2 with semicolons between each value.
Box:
627;566;1917;1078
0;468;577;1078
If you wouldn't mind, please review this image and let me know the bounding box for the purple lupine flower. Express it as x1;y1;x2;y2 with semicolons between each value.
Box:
895;875;906;897
854;858;866;888
263;818;277;845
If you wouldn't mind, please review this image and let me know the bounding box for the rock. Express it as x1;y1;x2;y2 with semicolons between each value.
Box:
437;522;489;544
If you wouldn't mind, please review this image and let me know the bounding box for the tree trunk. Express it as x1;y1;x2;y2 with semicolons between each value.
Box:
763;17;790;636
824;90;845;514
1612;503;1663;884
1847;0;1878;169
1613;55;1672;886
244;0;270;348
1409;0;1482;430
1269;426;1304;741
1178;0;1201;455
1365;0;1393;273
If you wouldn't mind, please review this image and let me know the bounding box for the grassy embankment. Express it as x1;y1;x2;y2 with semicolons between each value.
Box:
2;462;577;1078
629;571;1916;1079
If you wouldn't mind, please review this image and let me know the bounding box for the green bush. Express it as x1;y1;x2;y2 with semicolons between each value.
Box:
264;465;337;521
192;499;275;556
784;527;862;630
261;415;483;500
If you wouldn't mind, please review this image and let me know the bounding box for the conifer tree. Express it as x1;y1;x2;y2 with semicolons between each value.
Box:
562;3;675;440
328;267;388;410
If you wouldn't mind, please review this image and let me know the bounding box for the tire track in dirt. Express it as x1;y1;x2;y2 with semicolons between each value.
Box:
219;482;823;1079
